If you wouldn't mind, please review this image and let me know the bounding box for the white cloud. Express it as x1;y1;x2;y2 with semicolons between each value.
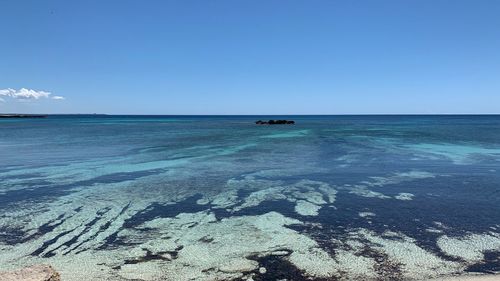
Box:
0;88;64;101
0;89;13;96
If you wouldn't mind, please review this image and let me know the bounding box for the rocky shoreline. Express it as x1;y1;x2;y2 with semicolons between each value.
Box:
0;264;497;281
0;264;60;281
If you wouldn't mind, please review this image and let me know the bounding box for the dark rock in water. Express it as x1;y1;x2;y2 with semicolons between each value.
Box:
255;120;295;125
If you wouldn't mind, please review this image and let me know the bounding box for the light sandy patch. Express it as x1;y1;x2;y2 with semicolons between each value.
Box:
437;233;500;263
334;250;377;280
354;229;463;279
123;211;339;280
295;200;321;216
224;178;337;216
395;192;414;200
359;212;376;218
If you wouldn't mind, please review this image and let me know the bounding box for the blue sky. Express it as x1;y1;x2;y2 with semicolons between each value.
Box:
1;0;499;114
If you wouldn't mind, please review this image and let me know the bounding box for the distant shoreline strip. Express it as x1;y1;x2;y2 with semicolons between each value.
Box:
0;114;47;118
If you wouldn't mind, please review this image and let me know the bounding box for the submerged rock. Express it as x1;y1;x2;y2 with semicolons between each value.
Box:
0;264;60;281
255;120;295;125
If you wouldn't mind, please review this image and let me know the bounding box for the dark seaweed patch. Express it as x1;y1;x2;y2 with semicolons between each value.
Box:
30;228;77;257
465;251;500;273
21;214;67;243
276;175;500;273
113;246;184;270
0;213;68;245
55;213;106;255
236;188;254;201
124;248;179;264
199;236;214;243
71;203;131;255
357;245;404;280
213;199;299;220
0;226;26;245
102;195;207;249
98;230;134;250
240;252;337;281
123;195;205;229
37;214;66;234
30;208;110;257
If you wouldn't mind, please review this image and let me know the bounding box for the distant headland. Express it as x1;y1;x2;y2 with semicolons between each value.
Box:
0;114;48;118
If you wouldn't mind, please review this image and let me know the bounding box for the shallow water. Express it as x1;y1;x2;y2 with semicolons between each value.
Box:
0;115;499;280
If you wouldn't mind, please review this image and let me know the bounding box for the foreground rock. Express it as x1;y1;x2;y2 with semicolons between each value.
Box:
0;264;61;281
256;119;295;125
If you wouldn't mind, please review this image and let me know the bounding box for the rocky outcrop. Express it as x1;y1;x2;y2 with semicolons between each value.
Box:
0;264;61;281
255;120;295;125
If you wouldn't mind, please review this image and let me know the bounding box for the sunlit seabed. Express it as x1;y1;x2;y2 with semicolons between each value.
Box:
0;115;499;280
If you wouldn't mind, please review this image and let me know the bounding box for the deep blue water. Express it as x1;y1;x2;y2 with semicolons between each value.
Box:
0;115;499;280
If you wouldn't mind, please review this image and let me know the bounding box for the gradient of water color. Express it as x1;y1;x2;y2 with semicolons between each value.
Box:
0;115;499;280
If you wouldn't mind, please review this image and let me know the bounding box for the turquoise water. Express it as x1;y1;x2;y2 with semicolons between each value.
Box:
0;115;499;280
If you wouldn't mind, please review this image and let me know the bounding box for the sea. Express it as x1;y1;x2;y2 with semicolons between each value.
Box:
0;115;499;280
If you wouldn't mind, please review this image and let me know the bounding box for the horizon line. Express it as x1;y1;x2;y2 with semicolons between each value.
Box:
2;113;500;116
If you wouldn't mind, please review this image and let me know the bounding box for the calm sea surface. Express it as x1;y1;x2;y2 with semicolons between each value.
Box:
0;115;499;280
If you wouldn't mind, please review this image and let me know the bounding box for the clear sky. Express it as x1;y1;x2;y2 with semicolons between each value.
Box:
1;0;499;114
